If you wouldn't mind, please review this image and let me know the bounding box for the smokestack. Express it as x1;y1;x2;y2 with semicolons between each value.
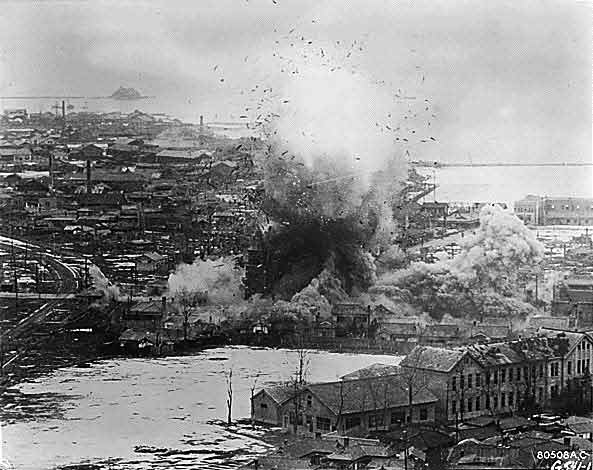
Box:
48;153;54;189
61;100;66;120
200;115;204;128
86;160;91;194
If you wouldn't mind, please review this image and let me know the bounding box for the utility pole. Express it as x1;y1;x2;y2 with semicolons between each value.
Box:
11;241;18;316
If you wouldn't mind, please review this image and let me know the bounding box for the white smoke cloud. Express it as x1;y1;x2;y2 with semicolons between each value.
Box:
167;257;244;306
375;205;544;320
89;265;122;303
267;64;408;222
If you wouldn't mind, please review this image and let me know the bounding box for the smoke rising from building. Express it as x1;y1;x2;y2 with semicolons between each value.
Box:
258;64;408;302
89;265;122;304
373;205;544;321
167;257;244;306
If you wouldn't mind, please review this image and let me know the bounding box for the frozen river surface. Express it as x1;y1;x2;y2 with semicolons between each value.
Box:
1;346;402;470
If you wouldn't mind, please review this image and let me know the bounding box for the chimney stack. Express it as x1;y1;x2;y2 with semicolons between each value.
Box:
86;160;92;193
199;115;204;128
61;100;66;120
49;154;54;189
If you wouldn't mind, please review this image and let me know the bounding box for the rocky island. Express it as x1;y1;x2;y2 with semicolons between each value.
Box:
110;86;149;100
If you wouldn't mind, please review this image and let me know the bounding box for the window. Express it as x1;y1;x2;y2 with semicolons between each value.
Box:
485;373;490;386
452;376;457;391
260;403;268;410
476;374;481;387
538;387;543;402
532;366;536;379
501;393;506;408
587;360;590;373
460;399;465;413
493;371;498;385
475;396;481;411
486;395;490;410
420;408;428;421
539;364;544;377
316;417;331;431
508;392;514;408
460;374;465;389
307;395;312;408
568;361;573;375
345;416;361;430
501;369;505;383
369;414;384;429
516;367;521;381
467;399;473;413
391;411;405;424
493;395;499;409
451;400;457;416
577;361;581;375
467;374;472;389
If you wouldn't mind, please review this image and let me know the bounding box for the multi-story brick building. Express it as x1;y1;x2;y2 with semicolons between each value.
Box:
552;275;593;327
514;196;593;226
401;330;593;423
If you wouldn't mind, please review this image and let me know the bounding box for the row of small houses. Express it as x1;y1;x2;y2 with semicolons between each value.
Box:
252;328;593;437
258;302;517;346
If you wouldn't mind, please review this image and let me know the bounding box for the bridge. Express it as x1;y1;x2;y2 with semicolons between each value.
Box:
411;161;593;168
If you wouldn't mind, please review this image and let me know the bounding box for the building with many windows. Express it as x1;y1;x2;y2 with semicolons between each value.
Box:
400;330;593;423
251;374;438;436
514;195;593;226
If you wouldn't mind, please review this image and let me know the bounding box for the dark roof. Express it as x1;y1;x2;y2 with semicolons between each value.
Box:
424;323;461;338
340;363;401;380
332;303;369;317
119;329;157;343
539;328;589;356
400;346;465;373
471;324;511;339
77;193;126;206
257;384;297;405
307;375;437;415
129;300;173;316
379;322;419;336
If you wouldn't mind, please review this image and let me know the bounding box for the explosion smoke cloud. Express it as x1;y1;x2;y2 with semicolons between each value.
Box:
259;64;410;301
168;257;244;306
373;205;544;321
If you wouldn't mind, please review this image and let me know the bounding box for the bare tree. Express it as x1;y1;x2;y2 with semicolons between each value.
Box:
289;347;310;434
226;368;233;426
400;342;432;426
250;371;260;429
174;287;201;341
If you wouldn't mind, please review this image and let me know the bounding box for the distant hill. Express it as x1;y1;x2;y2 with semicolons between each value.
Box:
110;87;145;100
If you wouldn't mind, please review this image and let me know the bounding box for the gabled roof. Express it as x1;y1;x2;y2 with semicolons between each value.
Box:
539;328;590;356
256;383;297;405
400;345;466;373
307;375;437;415
139;252;166;262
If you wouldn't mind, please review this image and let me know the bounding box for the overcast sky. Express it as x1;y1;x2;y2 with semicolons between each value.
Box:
0;0;591;169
